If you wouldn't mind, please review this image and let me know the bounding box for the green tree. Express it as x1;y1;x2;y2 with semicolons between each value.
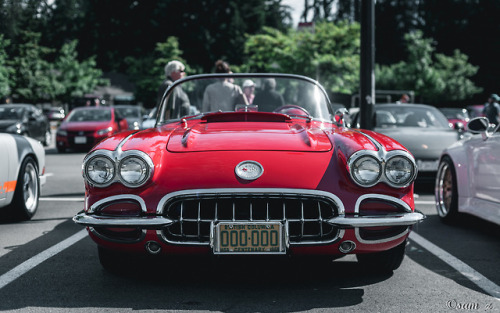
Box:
9;31;55;103
0;34;13;98
125;36;187;108
54;40;109;104
376;31;482;104
242;21;360;95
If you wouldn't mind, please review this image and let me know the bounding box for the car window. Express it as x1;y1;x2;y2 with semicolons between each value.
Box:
116;107;139;118
0;107;23;120
67;109;112;122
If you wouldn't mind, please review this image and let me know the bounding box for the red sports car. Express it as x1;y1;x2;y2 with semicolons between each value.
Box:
56;106;128;152
73;74;424;273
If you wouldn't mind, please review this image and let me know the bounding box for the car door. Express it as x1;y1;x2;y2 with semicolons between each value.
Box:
469;132;500;203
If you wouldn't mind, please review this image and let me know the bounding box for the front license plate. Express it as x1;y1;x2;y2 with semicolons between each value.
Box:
74;136;87;144
213;222;285;254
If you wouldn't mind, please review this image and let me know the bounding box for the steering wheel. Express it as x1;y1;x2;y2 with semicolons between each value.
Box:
273;105;310;117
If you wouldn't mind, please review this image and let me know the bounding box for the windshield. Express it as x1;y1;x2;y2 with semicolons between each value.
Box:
0;106;24;120
375;105;450;128
157;74;333;124
67;109;111;122
115;106;140;118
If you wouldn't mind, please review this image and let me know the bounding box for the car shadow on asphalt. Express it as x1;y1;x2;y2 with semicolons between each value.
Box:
406;214;500;300
0;219;397;312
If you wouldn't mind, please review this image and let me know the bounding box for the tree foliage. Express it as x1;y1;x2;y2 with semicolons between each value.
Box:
4;31;107;103
0;35;12;98
376;31;482;104
242;21;360;95
125;37;188;107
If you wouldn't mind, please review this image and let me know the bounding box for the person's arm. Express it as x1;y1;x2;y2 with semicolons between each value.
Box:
202;87;210;112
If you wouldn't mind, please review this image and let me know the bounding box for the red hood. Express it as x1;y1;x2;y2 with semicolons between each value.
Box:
61;121;112;131
166;119;332;152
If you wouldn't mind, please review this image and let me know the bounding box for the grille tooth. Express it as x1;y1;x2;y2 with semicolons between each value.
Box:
161;193;340;245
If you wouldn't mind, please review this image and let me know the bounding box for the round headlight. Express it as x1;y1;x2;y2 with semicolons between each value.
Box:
119;156;149;187
351;156;381;186
85;156;115;186
385;156;415;186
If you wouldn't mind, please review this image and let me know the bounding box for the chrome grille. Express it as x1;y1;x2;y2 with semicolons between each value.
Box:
159;192;341;245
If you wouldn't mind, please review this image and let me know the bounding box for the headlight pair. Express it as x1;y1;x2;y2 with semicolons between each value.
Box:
348;150;416;188
83;150;153;188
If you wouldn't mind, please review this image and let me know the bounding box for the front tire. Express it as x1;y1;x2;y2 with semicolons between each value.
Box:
356;240;407;273
7;156;40;220
435;156;459;223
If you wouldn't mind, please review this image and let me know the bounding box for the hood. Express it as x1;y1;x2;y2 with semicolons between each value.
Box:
0;120;19;130
167;119;332;152
376;127;459;158
60;121;111;131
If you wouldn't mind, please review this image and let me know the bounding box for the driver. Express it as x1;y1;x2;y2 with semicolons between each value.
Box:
253;78;284;112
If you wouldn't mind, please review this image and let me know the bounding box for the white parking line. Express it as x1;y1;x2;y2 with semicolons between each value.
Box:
40;197;84;202
0;229;87;290
410;231;500;301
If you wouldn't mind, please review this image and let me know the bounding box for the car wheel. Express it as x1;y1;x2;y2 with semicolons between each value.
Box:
356;239;407;273
7;156;40;220
435;156;459;223
43;129;51;146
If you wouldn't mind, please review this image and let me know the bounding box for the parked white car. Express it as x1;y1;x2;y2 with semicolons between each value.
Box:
0;133;46;220
435;117;500;225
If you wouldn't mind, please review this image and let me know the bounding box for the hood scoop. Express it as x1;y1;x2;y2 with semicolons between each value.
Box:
167;120;332;152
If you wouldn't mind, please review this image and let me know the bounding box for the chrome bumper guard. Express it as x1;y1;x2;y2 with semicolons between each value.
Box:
72;212;174;229
326;211;425;228
74;209;424;230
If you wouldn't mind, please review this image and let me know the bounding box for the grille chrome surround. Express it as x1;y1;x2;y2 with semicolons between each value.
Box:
156;189;345;246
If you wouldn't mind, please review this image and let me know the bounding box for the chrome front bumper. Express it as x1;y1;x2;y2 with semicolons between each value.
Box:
72;212;173;228
327;211;425;227
73;211;425;229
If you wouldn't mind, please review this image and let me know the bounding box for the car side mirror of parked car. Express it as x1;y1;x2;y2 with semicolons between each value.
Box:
467;117;497;140
468;117;489;133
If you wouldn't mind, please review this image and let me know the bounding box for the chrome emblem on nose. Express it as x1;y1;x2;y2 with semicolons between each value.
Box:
235;161;264;180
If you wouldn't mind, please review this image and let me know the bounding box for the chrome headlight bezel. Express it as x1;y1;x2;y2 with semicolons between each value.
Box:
83;155;116;187
384;154;416;187
83;149;154;188
348;149;417;188
118;153;153;188
349;154;382;187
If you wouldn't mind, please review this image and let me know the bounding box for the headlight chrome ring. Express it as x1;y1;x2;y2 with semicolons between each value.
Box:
84;155;116;187
83;150;154;188
348;150;417;188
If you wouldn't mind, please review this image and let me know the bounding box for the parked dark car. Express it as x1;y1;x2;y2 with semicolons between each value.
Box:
56;106;128;152
439;108;470;130
44;106;66;122
114;105;147;130
0;104;51;146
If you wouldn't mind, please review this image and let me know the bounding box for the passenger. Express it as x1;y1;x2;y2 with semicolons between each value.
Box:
242;79;256;104
253;78;284;112
202;60;247;112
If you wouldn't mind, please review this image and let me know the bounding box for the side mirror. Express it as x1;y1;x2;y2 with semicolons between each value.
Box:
467;117;489;133
334;108;350;127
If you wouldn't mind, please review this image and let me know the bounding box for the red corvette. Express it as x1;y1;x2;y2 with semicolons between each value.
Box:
73;74;424;273
56;106;128;152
